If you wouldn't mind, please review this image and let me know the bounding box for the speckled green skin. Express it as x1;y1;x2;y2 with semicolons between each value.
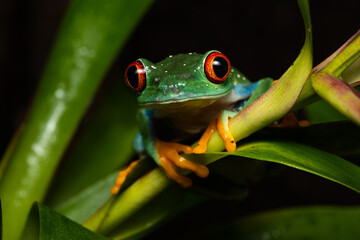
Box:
137;50;249;106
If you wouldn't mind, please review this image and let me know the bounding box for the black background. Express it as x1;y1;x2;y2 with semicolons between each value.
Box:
0;0;359;237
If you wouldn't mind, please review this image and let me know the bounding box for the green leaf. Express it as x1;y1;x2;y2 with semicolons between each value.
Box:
21;202;109;240
255;121;360;157
187;206;360;240
319;30;360;78
0;0;153;239
294;30;360;110
311;73;360;125
85;127;360;237
54;172;117;223
342;55;360;84
84;168;171;234
1;200;2;239
46;80;138;208
107;186;187;239
303;100;347;124
54;158;156;223
200;140;360;193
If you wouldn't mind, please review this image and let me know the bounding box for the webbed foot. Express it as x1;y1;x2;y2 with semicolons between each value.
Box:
156;140;209;187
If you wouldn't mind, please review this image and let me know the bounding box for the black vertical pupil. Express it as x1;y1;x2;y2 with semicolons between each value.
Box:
213;57;228;78
127;65;139;88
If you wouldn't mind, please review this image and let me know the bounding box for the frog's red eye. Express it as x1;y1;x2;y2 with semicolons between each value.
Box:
204;52;231;84
125;60;146;92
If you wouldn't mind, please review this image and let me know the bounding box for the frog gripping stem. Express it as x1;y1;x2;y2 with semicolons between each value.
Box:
156;140;209;187
194;110;238;154
217;110;237;152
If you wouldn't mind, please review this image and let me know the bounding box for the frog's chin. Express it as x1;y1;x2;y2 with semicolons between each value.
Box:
138;92;237;118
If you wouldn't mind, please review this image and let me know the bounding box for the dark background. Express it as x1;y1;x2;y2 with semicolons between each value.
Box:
0;0;359;237
1;0;358;157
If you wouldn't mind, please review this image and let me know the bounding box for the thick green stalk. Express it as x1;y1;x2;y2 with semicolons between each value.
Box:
0;0;153;239
311;73;360;125
294;30;360;109
321;31;360;77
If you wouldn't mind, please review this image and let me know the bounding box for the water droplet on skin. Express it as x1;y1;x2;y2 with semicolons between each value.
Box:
169;55;173;58
189;52;193;55
237;74;241;78
165;70;168;73
183;63;186;66
194;70;196;72
151;65;157;69
206;84;209;87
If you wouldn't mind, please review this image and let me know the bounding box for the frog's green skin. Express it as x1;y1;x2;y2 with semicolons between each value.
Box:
131;50;273;164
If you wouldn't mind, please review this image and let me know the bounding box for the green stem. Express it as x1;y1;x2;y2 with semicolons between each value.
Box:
294;30;360;109
321;30;360;77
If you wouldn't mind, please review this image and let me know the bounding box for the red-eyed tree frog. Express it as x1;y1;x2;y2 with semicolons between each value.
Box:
110;50;274;194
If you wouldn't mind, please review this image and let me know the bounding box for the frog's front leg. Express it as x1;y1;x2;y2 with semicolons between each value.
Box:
133;109;210;188
193;110;237;153
194;78;273;154
217;110;238;152
140;109;209;187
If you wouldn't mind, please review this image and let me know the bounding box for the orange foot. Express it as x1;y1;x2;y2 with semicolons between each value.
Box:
110;159;140;194
156;140;209;188
193;110;237;154
270;112;311;128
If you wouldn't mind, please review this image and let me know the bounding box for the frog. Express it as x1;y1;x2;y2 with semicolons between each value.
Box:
110;50;274;194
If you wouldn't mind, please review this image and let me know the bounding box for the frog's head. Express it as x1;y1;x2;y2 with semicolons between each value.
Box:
124;50;234;109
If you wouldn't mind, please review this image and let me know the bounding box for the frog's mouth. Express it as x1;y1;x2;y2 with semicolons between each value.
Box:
139;90;235;115
138;90;231;108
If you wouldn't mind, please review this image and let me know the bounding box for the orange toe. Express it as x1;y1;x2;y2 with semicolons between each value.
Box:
217;113;236;152
193;119;217;154
159;157;192;188
110;159;140;194
270;113;310;128
156;140;209;187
